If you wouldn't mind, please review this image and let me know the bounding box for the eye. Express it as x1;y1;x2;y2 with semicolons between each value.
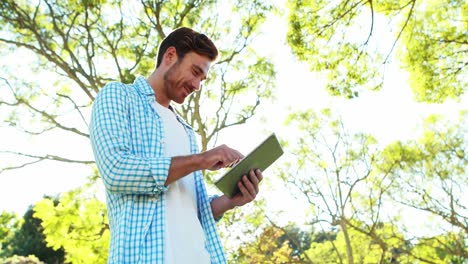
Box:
191;65;207;82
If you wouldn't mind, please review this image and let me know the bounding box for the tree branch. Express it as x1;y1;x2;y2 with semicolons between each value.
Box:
265;215;315;264
56;93;89;129
140;0;165;39
383;0;416;64
1;151;94;174
18;98;89;137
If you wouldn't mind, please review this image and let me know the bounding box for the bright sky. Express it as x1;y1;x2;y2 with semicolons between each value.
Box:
0;2;466;239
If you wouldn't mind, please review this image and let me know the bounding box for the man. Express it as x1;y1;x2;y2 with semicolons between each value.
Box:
90;27;263;263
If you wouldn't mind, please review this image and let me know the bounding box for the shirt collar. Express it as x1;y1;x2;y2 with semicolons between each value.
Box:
135;76;194;130
133;76;154;96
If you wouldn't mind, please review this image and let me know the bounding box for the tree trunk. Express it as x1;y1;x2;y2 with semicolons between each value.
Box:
341;219;354;264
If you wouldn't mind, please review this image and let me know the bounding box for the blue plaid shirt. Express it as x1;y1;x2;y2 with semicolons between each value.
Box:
90;76;226;263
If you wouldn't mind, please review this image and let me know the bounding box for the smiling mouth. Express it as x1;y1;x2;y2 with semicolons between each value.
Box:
184;86;192;96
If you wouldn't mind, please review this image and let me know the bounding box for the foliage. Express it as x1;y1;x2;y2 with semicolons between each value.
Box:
286;0;467;102
0;0;276;176
378;112;468;261
282;108;383;263
33;177;109;264
279;108;468;263
228;218;319;263
304;221;411;264
217;198;267;261
276;224;313;258
233;225;299;264
1;205;64;264
0;0;466;262
398;0;468;102
0;255;44;264
408;232;467;264
0;212;21;257
0;0;277;258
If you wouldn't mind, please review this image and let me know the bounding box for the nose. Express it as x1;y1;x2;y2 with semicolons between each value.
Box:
190;78;202;91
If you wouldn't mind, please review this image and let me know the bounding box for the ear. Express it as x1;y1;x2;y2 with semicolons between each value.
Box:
163;47;178;66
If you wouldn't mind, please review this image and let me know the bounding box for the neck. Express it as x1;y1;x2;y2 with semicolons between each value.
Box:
147;70;170;107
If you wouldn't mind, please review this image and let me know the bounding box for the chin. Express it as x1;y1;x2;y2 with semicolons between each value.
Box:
174;97;186;104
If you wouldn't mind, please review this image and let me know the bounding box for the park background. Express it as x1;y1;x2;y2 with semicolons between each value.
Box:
0;0;466;263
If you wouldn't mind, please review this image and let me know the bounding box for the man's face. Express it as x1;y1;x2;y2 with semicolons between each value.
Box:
163;51;211;104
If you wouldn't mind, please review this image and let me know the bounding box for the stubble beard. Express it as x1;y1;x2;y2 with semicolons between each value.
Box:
163;62;184;104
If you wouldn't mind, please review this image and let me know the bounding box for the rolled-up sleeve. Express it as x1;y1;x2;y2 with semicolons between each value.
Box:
90;83;170;194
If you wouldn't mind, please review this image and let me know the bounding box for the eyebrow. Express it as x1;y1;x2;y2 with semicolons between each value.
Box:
192;64;207;81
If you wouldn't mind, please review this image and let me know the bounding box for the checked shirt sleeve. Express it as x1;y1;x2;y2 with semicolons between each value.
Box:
90;83;170;194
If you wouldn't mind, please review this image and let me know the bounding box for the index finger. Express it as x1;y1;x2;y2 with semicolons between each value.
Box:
235;149;245;160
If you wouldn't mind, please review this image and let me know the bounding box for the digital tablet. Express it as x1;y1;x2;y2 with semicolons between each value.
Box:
214;133;284;197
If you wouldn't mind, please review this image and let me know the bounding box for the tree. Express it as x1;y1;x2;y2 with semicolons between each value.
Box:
216;198;269;262
0;0;276;179
410;233;467;264
0;255;45;264
278;108;468;263
4;205;64;264
303;221;413;264
233;225;299;264
280;108;387;263
0;211;21;257
378;112;468;261
0;1;278;260
276;224;313;259
0;0;276;259
278;107;468;263
286;0;467;102
231;219;316;263
33;175;109;264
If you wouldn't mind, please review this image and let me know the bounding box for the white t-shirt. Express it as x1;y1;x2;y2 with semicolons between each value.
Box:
151;101;210;264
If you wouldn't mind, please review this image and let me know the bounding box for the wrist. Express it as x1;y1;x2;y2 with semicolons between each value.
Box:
211;195;236;220
194;152;207;170
221;195;236;210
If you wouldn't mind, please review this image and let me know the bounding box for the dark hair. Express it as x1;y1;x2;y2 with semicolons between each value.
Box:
156;27;218;68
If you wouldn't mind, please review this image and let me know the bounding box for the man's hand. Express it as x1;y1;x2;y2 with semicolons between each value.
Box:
166;144;242;186
210;169;263;219
229;169;263;207
199;144;244;170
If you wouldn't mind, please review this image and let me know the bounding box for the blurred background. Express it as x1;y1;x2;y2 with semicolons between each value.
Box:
0;0;466;263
